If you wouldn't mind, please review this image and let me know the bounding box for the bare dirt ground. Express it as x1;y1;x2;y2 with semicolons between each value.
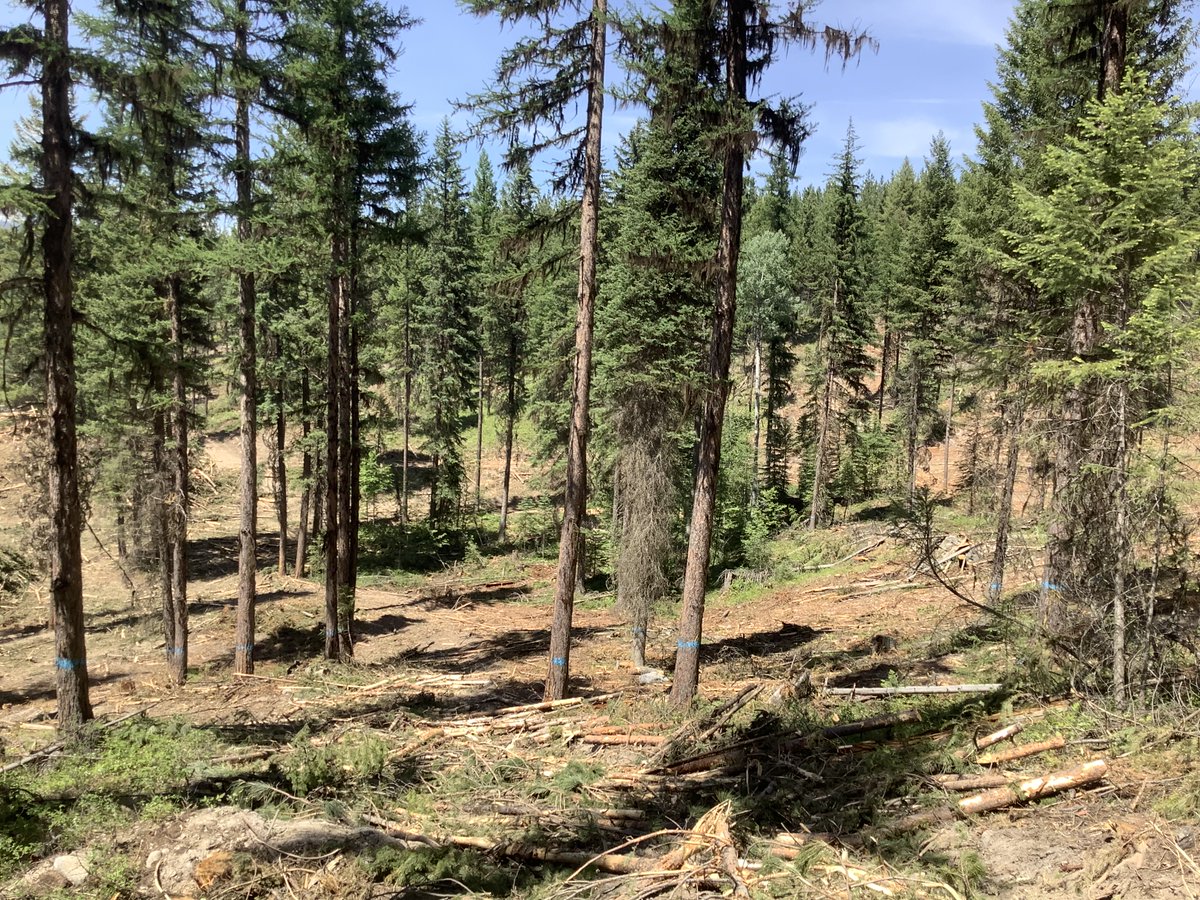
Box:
2;418;1199;899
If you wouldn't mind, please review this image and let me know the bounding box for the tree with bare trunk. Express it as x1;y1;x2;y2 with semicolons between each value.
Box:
464;0;610;701
3;0;96;729
670;0;873;707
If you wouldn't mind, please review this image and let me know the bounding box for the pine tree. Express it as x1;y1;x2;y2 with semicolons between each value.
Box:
807;123;872;528
2;0;94;729
464;0;609;700
488;155;538;544
469;152;498;517
671;0;873;706
894;135;957;509
1011;68;1199;701
598;104;717;669
274;0;419;658
83;0;216;685
415;121;479;528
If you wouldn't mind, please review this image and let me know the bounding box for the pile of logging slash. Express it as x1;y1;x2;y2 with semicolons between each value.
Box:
360;683;1110;897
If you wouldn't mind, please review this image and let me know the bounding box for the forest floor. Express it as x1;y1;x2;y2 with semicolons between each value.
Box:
1;411;1200;899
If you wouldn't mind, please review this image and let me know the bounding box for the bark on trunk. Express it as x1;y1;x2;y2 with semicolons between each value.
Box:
750;329;761;507
336;246;355;656
42;0;92;729
153;406;174;661
942;369;955;493
324;244;342;660
294;371;311;577
670;1;746;707
809;284;837;531
233;0;257;675
877;325;890;425
544;0;606;702
1112;382;1129;704
475;348;484;514
498;343;516;543
906;373;920;509
274;373;287;575
988;394;1023;603
401;286;411;527
167;277;189;686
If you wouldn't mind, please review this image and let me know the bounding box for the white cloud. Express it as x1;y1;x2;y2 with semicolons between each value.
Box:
831;0;1012;48
860;117;969;161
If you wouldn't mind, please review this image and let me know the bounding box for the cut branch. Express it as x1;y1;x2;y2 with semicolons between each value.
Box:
823;683;1001;698
975;735;1065;766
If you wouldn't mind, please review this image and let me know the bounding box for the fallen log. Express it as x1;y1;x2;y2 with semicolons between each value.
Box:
0;707;149;774
581;734;669;746
823;683;1001;698
976;735;1065;766
960;759;1107;815
894;759;1108;830
815;708;922;741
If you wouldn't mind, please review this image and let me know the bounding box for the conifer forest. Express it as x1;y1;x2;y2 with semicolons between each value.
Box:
5;0;1200;897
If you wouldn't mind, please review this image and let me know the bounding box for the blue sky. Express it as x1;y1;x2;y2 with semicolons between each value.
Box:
407;0;1023;186
2;1;1197;190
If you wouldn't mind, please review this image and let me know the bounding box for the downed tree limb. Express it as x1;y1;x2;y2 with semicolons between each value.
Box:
648;684;761;767
976;735;1065;766
802;537;887;572
361;813;656;874
494;692;620;716
974;722;1024;751
823;683;1002;698
655;709;922;776
894;759;1108;831
581;734;669;746
815;708;922;741
930;774;1011;791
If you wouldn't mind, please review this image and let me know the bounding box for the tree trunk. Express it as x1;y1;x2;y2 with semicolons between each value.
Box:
544;0;606;702
498;341;516;543
988;394;1023;603
750;327;761;507
233;0;257;675
324;241;342;660
943;368;955;494
153;405;174;662
336;250;354;657
1112;384;1130;704
167;277;189;686
906;371;920;509
294;370;311;578
42;0;92;730
1098;4;1128;102
670;0;746;708
809;281;836;531
401;285;411;527
475;348;484;514
274;371;287;575
877;326;889;425
348;235;361;602
311;458;323;562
